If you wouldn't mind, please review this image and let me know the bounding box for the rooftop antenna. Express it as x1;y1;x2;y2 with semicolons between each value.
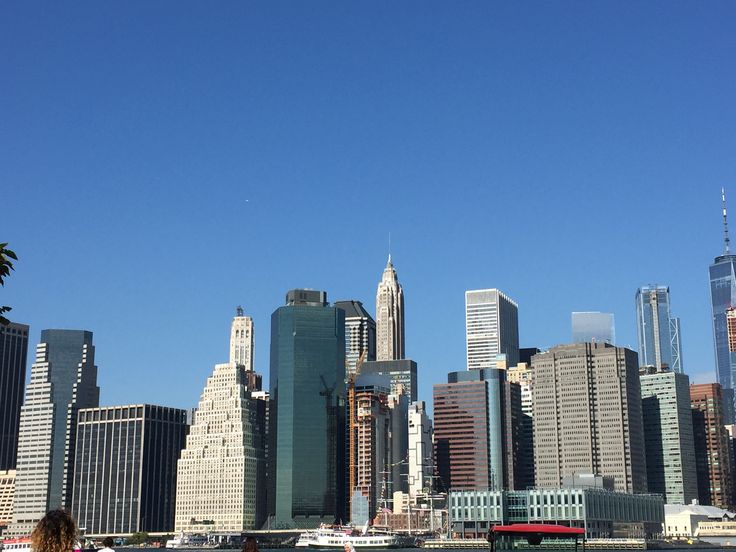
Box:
388;232;392;265
724;187;731;255
236;305;244;317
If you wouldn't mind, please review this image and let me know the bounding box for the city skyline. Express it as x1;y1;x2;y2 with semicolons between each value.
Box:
3;2;735;413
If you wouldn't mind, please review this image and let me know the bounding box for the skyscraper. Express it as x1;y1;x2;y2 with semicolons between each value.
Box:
465;289;519;370
639;367;698;504
349;374;391;521
10;330;99;537
635;285;683;373
376;256;405;361
175;311;266;532
532;343;647;493
710;189;736;416
360;359;418;402
506;362;535;490
270;289;346;528
571;312;615;344
72;404;188;534
433;368;520;491
230;305;254;371
690;383;734;508
407;401;433;498
334;300;376;375
0;322;29;471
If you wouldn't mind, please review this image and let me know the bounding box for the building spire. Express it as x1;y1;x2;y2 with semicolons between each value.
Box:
724;187;731;255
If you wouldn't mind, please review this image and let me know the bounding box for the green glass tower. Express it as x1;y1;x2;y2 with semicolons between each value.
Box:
269;290;346;528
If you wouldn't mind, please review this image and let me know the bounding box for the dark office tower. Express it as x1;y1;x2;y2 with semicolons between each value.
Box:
360;359;418;402
71;404;187;534
710;189;736;422
9;330;99;537
532;343;647;493
334;301;376;376
640;367;698;504
433;369;520;491
690;383;734;508
270;289;346;528
0;322;29;471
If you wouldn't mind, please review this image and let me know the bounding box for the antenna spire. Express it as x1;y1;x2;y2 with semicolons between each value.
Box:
724;188;731;255
388;232;392;265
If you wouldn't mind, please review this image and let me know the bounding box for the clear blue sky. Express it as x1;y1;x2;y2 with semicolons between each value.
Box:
2;2;735;411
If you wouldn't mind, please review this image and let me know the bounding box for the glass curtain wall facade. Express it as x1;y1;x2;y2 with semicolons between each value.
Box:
0;323;29;471
710;254;736;417
433;369;520;492
635;285;683;373
10;330;99;537
639;369;698;504
571;312;615;344
269;290;346;528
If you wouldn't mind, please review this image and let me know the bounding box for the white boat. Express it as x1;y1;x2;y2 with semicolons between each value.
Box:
2;538;32;552
165;534;210;549
297;525;400;549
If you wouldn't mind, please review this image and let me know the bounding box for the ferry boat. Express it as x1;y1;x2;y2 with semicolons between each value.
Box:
2;538;32;552
165;534;211;549
296;525;400;549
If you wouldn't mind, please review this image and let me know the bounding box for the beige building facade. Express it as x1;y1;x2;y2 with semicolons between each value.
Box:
532;342;647;493
376;255;405;361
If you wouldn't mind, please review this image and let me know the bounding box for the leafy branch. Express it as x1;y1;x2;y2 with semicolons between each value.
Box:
0;242;18;326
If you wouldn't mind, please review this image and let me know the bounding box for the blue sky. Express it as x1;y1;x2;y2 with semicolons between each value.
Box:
2;2;735;411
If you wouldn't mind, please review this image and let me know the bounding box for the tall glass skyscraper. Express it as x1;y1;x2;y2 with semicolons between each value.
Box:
635;285;683;373
10;330;99;537
711;191;736;420
270;289;346;528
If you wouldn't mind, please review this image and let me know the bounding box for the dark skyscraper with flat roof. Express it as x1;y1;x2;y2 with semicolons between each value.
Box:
270;289;346;528
433;368;521;492
0;322;29;471
71;404;188;534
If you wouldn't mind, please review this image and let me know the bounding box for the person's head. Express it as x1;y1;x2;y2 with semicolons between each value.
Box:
31;510;78;552
102;537;114;548
243;536;258;552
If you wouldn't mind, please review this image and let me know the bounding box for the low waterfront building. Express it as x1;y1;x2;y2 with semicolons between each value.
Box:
448;487;664;539
71;404;188;535
663;503;732;539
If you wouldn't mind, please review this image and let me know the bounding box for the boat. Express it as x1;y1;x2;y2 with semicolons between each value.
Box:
297;524;400;549
165;534;211;549
2;538;32;552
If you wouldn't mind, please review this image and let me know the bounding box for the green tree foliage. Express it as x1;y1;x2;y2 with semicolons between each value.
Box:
0;243;18;326
126;532;149;545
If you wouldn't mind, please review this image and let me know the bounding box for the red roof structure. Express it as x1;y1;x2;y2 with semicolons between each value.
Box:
491;524;585;535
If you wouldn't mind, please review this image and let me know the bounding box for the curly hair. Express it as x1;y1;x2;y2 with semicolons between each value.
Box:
242;536;258;552
31;510;78;552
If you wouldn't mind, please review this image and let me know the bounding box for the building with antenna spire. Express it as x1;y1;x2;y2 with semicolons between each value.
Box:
376;255;405;361
710;188;736;423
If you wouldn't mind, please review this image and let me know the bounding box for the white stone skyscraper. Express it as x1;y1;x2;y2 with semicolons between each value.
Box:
376;255;405;361
230;305;254;371
10;330;99;537
407;401;433;498
465;289;519;370
174;311;264;532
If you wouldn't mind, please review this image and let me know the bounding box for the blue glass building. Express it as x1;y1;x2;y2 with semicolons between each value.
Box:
269;290;346;528
710;189;736;422
635;285;683;373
